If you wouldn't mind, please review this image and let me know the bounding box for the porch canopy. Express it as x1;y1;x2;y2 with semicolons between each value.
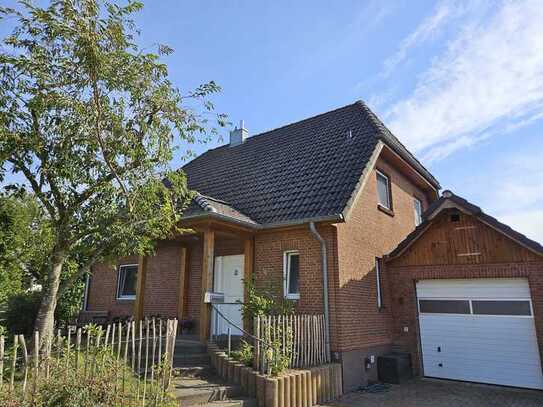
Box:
133;193;257;341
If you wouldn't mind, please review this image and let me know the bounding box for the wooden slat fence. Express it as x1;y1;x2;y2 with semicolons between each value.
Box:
0;318;178;406
253;314;329;374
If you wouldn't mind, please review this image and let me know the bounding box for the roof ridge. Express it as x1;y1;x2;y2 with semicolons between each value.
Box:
244;101;361;142
193;193;217;213
353;100;439;188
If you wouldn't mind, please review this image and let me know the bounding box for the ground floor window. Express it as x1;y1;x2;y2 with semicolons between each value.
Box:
117;264;138;300
283;251;300;300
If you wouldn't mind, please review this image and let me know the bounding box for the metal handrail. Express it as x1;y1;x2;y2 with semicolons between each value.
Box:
210;303;269;346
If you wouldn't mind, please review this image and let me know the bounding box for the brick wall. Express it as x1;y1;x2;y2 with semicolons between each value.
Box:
142;241;183;318
253;225;340;350
335;156;433;352
87;255;138;318
385;262;543;375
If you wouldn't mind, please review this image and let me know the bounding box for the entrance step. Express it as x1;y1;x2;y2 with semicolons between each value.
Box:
171;337;256;407
175;338;208;354
173;353;211;366
198;398;257;407
173;365;215;379
170;377;242;405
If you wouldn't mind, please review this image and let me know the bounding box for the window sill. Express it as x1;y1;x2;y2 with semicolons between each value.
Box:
116;297;135;302
285;295;300;301
377;204;394;217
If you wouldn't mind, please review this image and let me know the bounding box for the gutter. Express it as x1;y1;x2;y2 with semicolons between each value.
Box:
181;212;345;231
309;221;331;361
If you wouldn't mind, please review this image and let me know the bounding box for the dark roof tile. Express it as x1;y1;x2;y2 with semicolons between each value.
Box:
182;101;438;226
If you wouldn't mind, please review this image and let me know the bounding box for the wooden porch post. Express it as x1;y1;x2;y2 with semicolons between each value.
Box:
199;229;215;341
243;238;254;332
134;255;148;322
177;246;189;320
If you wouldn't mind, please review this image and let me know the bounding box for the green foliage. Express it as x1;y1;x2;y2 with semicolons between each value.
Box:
231;339;254;367
5;286;84;336
0;343;177;407
241;279;295;320
0;194;52;304
263;324;294;377
4;291;41;337
0;0;225;337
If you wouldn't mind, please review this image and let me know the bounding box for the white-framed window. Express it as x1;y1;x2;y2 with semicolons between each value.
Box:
283;251;300;300
414;197;423;226
117;264;138;300
376;170;392;210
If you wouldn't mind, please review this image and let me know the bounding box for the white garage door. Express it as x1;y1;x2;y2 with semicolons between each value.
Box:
417;278;543;389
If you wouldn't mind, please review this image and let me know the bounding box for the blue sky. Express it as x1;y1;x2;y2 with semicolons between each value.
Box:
2;1;542;242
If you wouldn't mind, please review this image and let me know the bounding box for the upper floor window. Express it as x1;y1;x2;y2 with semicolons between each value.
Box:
283;251;300;300
414;197;423;226
376;170;392;210
117;264;138;300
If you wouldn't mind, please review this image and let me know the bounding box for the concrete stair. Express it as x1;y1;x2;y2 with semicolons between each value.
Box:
171;335;256;407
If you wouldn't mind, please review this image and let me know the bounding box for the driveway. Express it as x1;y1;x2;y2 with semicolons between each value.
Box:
328;378;543;407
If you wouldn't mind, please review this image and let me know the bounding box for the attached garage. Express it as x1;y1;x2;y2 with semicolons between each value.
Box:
385;191;543;390
417;278;543;389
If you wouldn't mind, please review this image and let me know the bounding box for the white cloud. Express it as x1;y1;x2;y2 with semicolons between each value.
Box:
499;210;543;244
457;151;543;244
386;0;543;161
383;0;466;77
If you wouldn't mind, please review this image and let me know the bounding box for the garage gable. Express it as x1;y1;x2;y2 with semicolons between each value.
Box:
386;192;543;267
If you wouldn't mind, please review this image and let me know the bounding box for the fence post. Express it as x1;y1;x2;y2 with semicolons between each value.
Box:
117;322;122;361
169;319;178;386
84;327;90;379
150;319;156;384
9;335;18;392
132;321;136;372
254;316;260;371
0;335;4;387
137;321;142;402
227;327;231;357
142;319;149;404
33;330;40;400
75;328;81;374
20;335;29;399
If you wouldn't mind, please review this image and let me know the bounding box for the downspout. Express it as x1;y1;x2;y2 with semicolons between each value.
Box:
309;222;331;361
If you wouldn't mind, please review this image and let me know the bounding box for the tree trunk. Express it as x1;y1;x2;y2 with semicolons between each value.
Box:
34;250;65;350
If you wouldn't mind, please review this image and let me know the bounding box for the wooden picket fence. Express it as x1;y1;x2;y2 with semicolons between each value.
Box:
253;314;329;374
0;318;178;406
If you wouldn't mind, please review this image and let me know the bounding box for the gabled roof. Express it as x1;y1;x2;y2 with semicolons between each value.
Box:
182;101;439;227
387;190;543;259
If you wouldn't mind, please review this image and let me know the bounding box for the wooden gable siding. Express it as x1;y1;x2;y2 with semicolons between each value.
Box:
388;209;541;267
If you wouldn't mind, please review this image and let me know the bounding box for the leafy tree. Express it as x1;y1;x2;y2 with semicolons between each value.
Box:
1;193;86;331
0;0;225;346
0;193;51;304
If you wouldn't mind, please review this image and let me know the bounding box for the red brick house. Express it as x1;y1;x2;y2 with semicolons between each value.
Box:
84;101;543;391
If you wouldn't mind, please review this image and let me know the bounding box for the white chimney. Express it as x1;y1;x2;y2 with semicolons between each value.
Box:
229;120;248;146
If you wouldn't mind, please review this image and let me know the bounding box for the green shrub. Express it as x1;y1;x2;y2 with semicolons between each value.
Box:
0;342;178;407
231;339;254;366
241;279;295;320
4;283;84;336
5;291;41;337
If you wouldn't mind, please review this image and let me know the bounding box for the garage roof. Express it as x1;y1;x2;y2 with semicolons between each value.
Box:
387;190;543;259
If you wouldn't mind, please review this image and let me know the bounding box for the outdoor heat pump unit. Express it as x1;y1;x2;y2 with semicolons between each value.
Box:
204;291;225;304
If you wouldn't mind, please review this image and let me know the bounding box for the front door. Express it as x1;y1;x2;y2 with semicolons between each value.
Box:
212;255;244;336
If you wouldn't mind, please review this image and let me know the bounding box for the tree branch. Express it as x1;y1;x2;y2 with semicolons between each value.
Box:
7;157;57;219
